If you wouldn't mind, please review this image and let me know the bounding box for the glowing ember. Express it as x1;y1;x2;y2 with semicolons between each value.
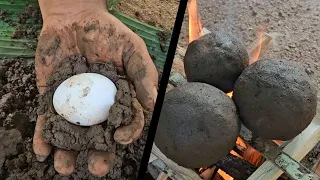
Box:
187;0;203;43
236;137;264;166
236;137;247;150
249;26;264;64
230;150;243;159
227;91;233;98
273;140;284;145
218;169;234;180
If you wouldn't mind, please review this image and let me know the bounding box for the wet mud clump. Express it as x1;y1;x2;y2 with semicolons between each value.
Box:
40;55;132;152
184;31;249;93
155;82;240;168
233;59;317;140
0;57;151;179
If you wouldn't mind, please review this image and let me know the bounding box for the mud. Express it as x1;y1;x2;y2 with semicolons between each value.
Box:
155;82;240;168
233;59;317;140
184;31;249;93
0;58;152;179
0;128;21;172
40;55;131;152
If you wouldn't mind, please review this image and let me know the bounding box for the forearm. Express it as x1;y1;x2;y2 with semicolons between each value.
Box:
38;0;107;23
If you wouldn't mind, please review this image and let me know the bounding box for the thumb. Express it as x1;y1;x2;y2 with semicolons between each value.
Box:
123;38;158;111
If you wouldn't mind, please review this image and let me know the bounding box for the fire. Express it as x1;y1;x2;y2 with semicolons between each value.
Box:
249;26;264;64
218;170;234;180
187;0;203;43
226;91;233;98
273;140;283;145
237;137;265;167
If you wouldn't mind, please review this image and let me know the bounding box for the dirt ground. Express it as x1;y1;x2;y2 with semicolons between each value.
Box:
115;0;179;30
0;58;153;180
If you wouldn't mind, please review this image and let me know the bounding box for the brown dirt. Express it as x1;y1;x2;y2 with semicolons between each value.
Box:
0;57;152;180
115;0;179;30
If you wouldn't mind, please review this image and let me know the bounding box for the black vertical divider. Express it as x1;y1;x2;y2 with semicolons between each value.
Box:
137;0;188;179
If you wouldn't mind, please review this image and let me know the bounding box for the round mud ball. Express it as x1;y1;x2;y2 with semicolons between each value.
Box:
184;31;249;93
233;59;317;141
155;82;240;168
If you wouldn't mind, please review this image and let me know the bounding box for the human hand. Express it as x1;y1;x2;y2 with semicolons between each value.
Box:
33;0;158;176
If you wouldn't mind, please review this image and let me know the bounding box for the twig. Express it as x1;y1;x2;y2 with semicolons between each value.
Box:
313;157;320;176
151;144;202;180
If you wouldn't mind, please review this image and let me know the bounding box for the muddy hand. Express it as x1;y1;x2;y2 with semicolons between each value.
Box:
33;0;158;176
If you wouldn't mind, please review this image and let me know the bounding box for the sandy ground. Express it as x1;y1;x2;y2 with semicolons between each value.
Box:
179;0;320;90
116;0;179;30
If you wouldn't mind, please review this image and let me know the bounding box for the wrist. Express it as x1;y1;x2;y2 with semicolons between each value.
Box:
38;0;107;25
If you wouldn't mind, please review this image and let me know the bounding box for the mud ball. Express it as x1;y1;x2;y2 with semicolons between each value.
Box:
155;82;240;168
184;31;249;93
233;60;317;140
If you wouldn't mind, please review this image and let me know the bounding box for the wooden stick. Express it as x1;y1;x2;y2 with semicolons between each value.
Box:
200;166;217;180
156;172;169;180
215;154;257;180
148;163;161;179
313;157;320;176
151;144;203;180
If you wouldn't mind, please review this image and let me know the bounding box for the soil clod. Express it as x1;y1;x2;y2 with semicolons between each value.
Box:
184;31;249;93
155;82;240;168
233;59;317;140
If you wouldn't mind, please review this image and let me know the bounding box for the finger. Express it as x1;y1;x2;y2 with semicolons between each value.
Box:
33;115;52;162
123;37;158;111
88;150;115;177
54;149;78;176
114;98;144;145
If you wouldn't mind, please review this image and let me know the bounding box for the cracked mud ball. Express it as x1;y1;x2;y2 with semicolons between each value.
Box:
155;82;240;168
0;57;152;180
233;59;317;140
184;31;249;93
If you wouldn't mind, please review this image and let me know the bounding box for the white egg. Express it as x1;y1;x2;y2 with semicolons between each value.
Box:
53;73;117;126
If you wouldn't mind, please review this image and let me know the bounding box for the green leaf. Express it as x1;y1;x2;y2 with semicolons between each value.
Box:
0;1;171;69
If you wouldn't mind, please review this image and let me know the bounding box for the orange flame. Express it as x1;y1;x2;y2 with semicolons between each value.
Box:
249;26;264;64
218;170;234;180
237;137;265;167
226;91;233;98
187;0;203;43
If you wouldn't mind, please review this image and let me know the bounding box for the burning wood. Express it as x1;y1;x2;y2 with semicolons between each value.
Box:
215;154;257;180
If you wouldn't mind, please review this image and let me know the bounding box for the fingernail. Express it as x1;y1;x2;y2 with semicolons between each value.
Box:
36;155;47;162
118;139;133;145
153;86;158;104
